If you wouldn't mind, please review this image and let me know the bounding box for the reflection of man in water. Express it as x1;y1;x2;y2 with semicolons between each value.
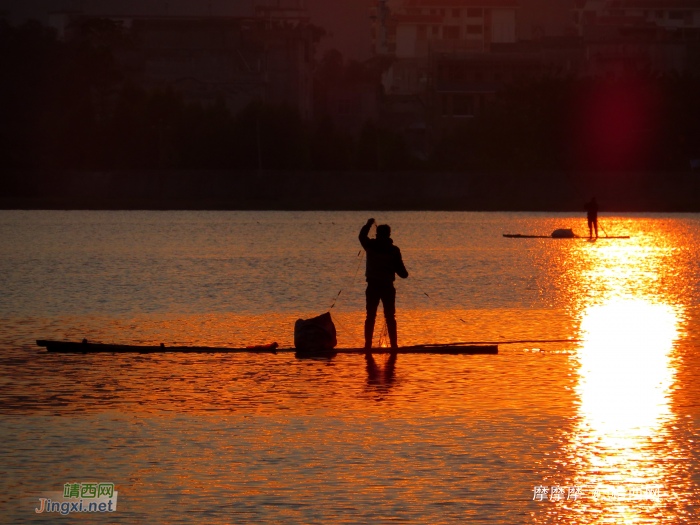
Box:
365;352;397;390
585;197;599;238
359;218;409;350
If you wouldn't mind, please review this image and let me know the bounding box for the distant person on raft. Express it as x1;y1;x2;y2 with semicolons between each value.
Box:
585;197;599;238
359;218;409;350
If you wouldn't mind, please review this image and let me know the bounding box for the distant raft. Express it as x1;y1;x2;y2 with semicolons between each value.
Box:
504;229;629;239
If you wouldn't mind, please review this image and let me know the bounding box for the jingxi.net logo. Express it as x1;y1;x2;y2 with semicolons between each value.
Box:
35;482;118;515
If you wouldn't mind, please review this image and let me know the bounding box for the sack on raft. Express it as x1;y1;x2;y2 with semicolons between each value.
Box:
294;312;337;351
551;228;575;238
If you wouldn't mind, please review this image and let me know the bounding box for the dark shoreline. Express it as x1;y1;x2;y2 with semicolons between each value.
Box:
2;170;699;212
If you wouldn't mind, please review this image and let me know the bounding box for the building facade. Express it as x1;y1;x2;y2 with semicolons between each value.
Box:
573;0;700;40
573;0;700;76
369;1;580;152
371;0;518;58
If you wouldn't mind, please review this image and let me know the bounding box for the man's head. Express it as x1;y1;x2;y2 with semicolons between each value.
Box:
376;224;391;238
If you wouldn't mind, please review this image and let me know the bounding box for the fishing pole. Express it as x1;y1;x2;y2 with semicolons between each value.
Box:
328;223;375;311
598;218;612;238
325;223;378;347
421;338;582;347
328;249;364;311
406;273;470;325
332;313;363;347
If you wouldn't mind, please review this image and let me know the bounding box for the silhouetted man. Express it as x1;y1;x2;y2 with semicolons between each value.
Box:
585;197;599;238
359;218;409;350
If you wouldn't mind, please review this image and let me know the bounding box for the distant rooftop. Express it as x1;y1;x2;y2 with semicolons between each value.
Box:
606;0;700;8
402;0;519;7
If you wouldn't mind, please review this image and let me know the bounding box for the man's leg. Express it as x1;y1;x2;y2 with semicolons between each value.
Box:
381;284;398;349
365;283;381;349
594;218;599;238
365;352;380;381
384;352;397;382
588;218;593;238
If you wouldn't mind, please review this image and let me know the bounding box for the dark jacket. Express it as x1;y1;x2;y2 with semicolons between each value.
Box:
359;224;409;282
585;200;598;219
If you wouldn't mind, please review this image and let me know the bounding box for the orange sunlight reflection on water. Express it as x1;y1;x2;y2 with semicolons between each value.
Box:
553;222;690;523
560;298;683;523
577;299;678;438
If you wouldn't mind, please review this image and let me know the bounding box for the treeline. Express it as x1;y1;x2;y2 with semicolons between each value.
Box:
2;20;700;172
0;20;416;171
435;72;700;172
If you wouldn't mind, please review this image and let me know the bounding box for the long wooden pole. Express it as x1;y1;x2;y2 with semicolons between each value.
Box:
422;338;582;347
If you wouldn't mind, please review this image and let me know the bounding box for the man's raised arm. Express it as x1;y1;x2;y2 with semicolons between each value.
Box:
359;218;374;250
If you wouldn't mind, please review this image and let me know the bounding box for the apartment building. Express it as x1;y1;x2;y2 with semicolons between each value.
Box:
376;0;518;57
572;0;700;75
369;1;563;151
573;0;700;39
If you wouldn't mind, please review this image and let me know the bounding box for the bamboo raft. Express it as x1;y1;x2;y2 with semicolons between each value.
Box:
36;340;498;355
503;234;630;239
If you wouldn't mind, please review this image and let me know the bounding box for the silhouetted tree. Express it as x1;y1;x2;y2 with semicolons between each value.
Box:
6;20;700;174
431;72;700;172
232;101;309;170
356;120;418;171
309;116;353;170
0;20;121;169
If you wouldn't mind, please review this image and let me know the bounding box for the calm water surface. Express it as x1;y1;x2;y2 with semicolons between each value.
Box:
1;211;699;524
